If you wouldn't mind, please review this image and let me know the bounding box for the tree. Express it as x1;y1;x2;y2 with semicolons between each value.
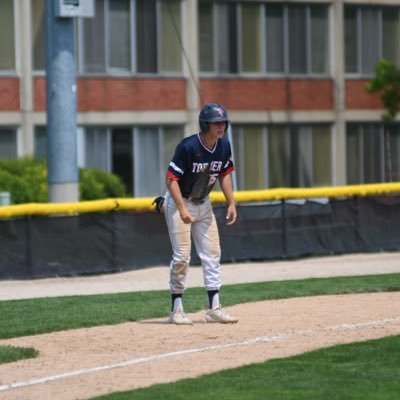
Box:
365;59;400;182
365;58;400;123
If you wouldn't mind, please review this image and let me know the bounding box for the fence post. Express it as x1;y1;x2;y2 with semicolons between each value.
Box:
0;192;11;206
25;217;34;278
354;196;364;251
111;212;117;272
281;199;288;257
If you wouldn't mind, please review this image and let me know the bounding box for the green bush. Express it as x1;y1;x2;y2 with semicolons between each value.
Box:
79;168;127;200
0;158;48;203
0;158;127;204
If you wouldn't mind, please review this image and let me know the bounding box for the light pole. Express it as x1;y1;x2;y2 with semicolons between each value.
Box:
45;0;94;202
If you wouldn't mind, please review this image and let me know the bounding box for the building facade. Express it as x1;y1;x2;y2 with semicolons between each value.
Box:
0;0;400;197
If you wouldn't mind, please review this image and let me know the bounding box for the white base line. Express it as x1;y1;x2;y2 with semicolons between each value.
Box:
1;317;399;392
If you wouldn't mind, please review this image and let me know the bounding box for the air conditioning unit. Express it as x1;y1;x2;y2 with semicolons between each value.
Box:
54;0;94;18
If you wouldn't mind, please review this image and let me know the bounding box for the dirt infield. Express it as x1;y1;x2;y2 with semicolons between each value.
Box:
0;253;400;399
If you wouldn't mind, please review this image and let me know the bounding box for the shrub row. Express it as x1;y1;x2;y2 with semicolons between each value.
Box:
0;157;127;204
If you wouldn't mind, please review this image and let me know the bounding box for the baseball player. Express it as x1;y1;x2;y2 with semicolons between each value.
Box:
164;103;238;325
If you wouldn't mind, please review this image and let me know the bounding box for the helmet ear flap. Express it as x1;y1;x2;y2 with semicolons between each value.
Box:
224;121;229;133
200;121;209;133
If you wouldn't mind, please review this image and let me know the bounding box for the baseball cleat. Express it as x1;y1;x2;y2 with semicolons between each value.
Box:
169;307;193;325
205;305;238;324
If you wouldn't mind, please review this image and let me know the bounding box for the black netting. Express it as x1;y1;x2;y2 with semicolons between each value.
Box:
0;195;399;279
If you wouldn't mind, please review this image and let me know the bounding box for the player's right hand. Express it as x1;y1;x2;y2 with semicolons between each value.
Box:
179;207;194;224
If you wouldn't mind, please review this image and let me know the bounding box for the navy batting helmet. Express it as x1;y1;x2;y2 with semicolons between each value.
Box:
199;103;229;133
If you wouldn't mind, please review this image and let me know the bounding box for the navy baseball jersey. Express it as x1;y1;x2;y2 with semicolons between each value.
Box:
167;133;234;201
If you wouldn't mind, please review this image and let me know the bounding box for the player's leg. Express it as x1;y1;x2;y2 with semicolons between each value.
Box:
164;193;193;325
191;204;221;291
191;202;238;324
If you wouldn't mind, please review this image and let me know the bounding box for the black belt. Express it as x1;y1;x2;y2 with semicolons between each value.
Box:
184;196;206;205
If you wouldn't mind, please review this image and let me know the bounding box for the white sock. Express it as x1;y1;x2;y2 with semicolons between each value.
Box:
173;296;183;312
212;292;220;309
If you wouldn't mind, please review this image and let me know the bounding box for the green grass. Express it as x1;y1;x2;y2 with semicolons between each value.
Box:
0;345;38;364
0;272;399;399
0;273;399;339
92;335;400;400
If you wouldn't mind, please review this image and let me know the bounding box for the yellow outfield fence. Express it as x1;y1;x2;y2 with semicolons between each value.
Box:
0;182;400;219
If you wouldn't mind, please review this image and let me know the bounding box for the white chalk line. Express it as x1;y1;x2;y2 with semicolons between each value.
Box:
0;316;399;392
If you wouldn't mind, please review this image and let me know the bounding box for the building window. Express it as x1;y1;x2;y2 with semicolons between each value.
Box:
112;128;133;193
265;4;284;74
269;3;329;75
0;0;15;71
32;0;46;71
81;0;127;73
34;127;47;160
159;0;182;73
346;124;400;183
232;124;332;190
0;128;17;159
218;2;239;74
232;126;266;190
84;127;111;171
199;1;330;76
79;0;182;75
136;0;157;73
310;6;329;74
199;0;213;72
241;3;262;73
84;126;183;196
345;6;400;75
109;0;131;71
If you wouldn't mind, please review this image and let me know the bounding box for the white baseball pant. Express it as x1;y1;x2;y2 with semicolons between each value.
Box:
164;191;221;294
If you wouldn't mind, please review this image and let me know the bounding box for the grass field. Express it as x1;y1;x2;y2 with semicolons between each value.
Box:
1;273;399;398
93;335;400;400
0;345;38;365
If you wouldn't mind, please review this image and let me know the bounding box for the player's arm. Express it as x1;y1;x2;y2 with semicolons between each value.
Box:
218;173;237;225
166;175;194;224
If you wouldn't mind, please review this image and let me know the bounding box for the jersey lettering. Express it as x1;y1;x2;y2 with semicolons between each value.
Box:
210;161;222;172
192;161;222;173
192;162;209;173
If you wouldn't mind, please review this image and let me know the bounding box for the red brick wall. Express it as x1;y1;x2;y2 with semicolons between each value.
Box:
34;77;46;112
31;77;386;113
345;79;383;109
0;78;20;111
200;78;334;111
34;77;186;111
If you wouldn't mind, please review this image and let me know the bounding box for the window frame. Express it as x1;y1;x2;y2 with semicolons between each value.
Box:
344;5;400;77
232;124;332;190
76;0;183;77
232;125;269;190
346;123;391;184
199;1;331;78
79;125;183;196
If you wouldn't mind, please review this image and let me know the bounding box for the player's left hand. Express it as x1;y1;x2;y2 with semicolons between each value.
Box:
225;203;237;225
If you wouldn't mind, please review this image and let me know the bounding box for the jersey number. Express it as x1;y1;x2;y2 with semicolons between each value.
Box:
208;174;218;186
